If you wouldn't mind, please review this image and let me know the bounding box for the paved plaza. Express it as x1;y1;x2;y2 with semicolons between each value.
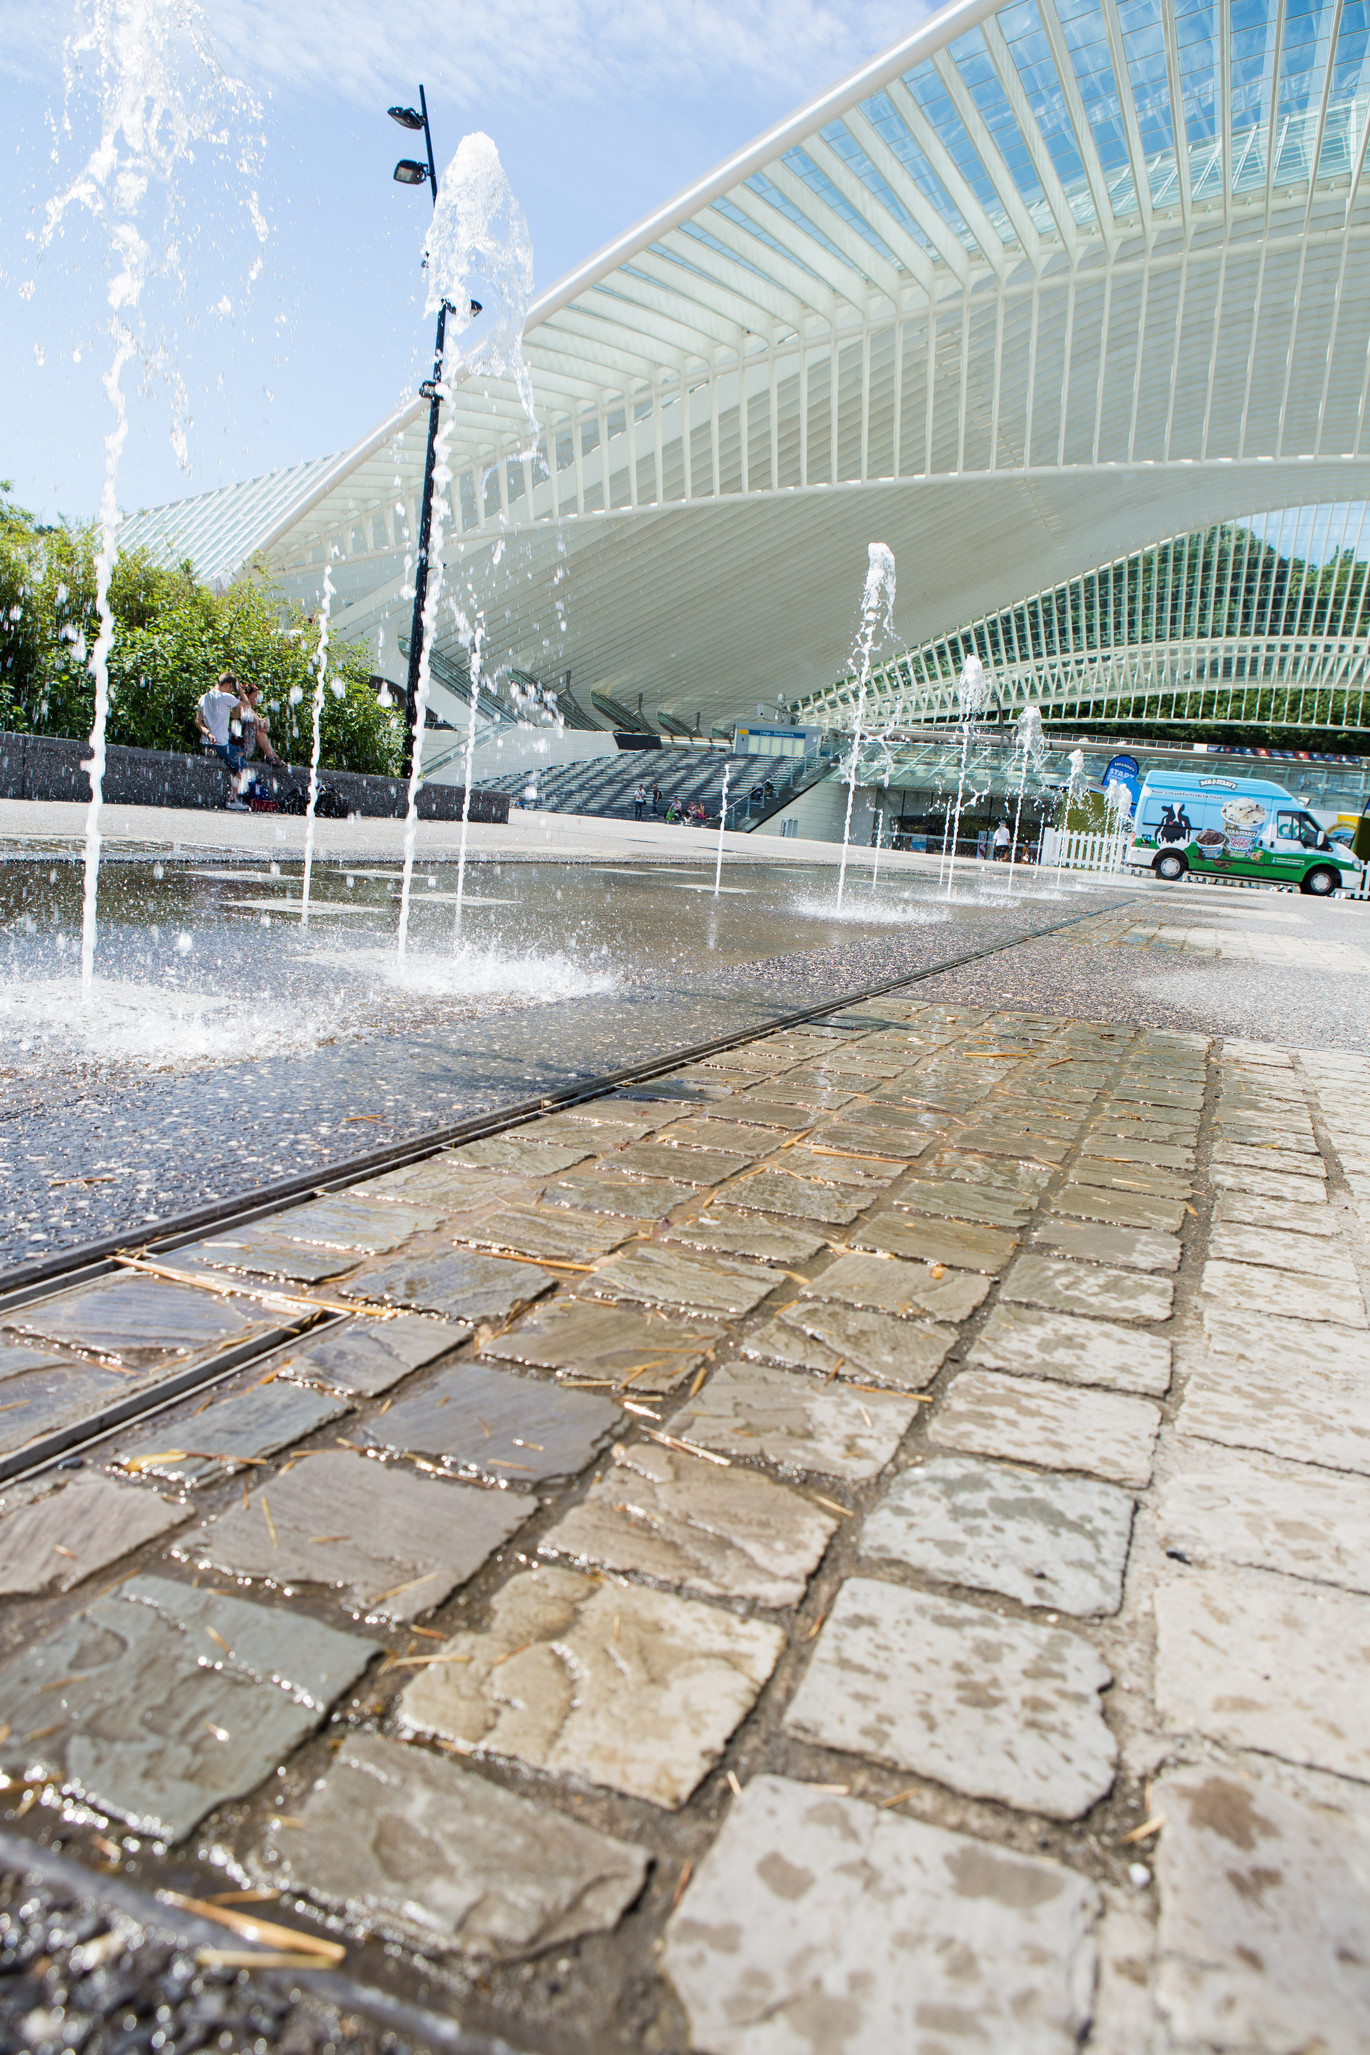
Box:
2;893;1369;2051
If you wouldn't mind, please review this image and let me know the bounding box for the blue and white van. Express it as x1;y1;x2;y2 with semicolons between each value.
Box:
1126;770;1359;895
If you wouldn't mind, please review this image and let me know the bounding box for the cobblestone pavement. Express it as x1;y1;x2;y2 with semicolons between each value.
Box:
1;997;1368;2051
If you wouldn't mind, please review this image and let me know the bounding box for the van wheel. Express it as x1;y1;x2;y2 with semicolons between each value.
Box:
1301;865;1339;896
1154;851;1187;881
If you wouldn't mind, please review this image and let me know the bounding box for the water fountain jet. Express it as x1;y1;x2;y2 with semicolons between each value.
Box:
836;543;895;911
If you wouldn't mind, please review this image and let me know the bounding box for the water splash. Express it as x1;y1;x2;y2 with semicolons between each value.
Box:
1005;702;1045;899
299;556;336;929
871;806;885;891
944;654;989;902
836;543;895;910
713;762;732;898
451;609;485;943
1053;746;1087;893
29;2;263;995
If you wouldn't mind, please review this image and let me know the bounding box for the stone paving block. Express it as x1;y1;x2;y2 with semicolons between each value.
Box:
1208;1161;1328;1204
1002;1254;1174;1323
277;1314;459;1397
1155;1563;1370;1780
1049;1187;1188;1233
450;1136;597;1175
1079;1136;1194;1170
1208;1221;1356;1279
669;1360;919;1480
190;1230;363;1285
1202;1256;1366;1328
0;1474;188;1595
254;1731;647;1960
926;1149;1054;1194
451;1203;634;1263
398;1565;783;1809
663;1774;1099;2055
862;1455;1134;1616
743;1301;955;1390
717;1170;869;1225
0;1574;378;1840
807;1120;930;1160
662;1207;826;1264
541;1171;695;1219
1218;1119;1316;1151
1113;1081;1204;1108
801;1249;989;1321
768;1145;906;1191
6;1273;278;1371
785;1578;1116;1818
1179;1353;1370;1477
969;1305;1172;1396
603;1142;753;1187
1212;1140;1326;1178
1160;1440;1370;1594
359;1363;621;1486
952;1127;1072;1165
482;1295;722;1396
537;1111;662;1145
1212;1188;1338;1235
181;1450;533;1620
115;1381;350;1484
656;1115;794;1151
730;1094;846;1128
893;1178;1036;1229
1153;1768;1370;2055
539;1439;836;1606
579;1244;781;1319
355;1161;525;1213
1202;1302;1370;1375
931;1371;1161;1487
1029;1218;1182;1273
0;1361;164;1459
0;1340;81;1380
852;1209;1018;1273
273;1197;444;1251
1070;1160;1191;1199
341;1248;558;1326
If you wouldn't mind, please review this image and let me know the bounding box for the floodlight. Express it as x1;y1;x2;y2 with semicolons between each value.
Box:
388;106;424;130
394;161;428;186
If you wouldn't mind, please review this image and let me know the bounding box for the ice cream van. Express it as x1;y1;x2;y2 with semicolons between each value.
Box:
1127;770;1361;895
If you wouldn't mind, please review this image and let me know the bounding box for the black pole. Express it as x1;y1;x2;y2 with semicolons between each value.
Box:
403;83;442;745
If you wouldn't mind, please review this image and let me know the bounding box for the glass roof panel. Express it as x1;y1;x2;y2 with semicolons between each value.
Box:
1230;0;1280;192
743;169;870;276
779;147;907;270
712;194;825;281
1317;0;1370;179
997;0;1100;225
946;26;1065;235
1273;0;1341;184
1173;0;1220;163
677;217;775;283
820;112;944;256
900;60;1022;243
1055;0;1139;215
1114;0;1182;204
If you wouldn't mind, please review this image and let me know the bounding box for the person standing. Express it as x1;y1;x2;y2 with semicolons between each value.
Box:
195;672;249;810
651;783;663;816
632;782;647;820
993;820;1011;861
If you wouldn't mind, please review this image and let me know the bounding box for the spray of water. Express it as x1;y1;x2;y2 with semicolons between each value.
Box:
1053;746;1087;893
299;557;335;929
836;544;895;910
28;2;263;994
451;612;485;942
713;761;732;897
871;807;885;891
397;132;536;956
1005;703;1044;899
944;654;989;902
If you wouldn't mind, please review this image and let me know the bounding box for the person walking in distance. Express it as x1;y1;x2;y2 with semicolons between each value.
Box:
195;672;249;810
993;820;1011;862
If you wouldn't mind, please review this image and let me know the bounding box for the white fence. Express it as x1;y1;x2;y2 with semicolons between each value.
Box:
1038;825;1132;875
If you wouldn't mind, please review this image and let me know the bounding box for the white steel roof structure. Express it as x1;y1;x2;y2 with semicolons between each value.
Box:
130;0;1370;736
798;500;1370;734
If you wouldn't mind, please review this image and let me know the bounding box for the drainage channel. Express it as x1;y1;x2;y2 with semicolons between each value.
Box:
0;900;1122;1487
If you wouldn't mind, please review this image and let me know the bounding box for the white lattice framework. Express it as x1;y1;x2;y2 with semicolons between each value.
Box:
129;0;1370;734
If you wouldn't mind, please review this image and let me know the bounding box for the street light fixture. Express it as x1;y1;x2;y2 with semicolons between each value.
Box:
393;160;428;185
388;86;444;746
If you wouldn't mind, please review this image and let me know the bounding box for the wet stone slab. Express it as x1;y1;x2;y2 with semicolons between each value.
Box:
969;1305;1172;1396
189;1232;362;1285
661;1208;826;1265
450;1204;634;1263
0;1574;378;1840
784;1577;1116;1819
0;1361;164;1459
579;1245;782;1319
653;1115;795;1151
807;1121;928;1160
1001;1254;1174;1323
743;1302;954;1391
341;1249;557;1326
481;1296;722;1396
1153;1769;1370;2055
252;1731;647;1960
276;1315;458;1397
1208;1162;1327;1205
1158;1441;1370;1594
398;1564;784;1809
663;1775;1099;2055
925;1149;1054;1195
1050;1188;1188;1234
1178;1354;1370;1477
801;1250;989;1322
930;1371;1162;1487
0;1474;188;1596
0;1340;84;1381
271;1197;444;1251
541;1171;695;1220
892;1179;1036;1230
1213;1190;1338;1236
539;1439;837;1607
668;1361;919;1481
861;1455;1134;1616
851;1210;1019;1273
114;1381;350;1484
602;1142;752;1186
5;1274;279;1371
449;1137;597;1175
1201;1257;1367;1328
1212;1141;1326;1178
1155;1564;1370;1782
1202;1304;1370;1377
716;1171;869;1225
1207;1222;1358;1280
772;1146;906;1190
1028;1218;1182;1273
179;1451;534;1621
353;1161;525;1213
358;1363;622;1486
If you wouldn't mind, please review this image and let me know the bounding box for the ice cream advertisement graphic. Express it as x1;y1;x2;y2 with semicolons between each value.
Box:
1218;796;1268;855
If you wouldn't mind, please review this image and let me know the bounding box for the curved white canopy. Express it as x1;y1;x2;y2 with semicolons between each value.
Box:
133;0;1370;733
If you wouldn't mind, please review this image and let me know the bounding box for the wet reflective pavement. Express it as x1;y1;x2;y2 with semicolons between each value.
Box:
2;986;1369;2051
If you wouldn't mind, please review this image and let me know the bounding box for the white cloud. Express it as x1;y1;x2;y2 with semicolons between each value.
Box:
2;0;923;112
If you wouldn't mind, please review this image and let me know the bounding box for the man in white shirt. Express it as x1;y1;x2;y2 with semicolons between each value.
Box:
632;783;647;820
993;820;1011;861
195;673;249;811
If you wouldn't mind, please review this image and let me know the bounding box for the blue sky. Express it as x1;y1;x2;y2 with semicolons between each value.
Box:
1;0;917;525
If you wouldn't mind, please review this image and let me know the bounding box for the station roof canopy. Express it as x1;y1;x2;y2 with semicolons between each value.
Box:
123;0;1370;735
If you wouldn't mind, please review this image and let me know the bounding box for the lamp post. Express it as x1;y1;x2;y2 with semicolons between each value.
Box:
388;91;479;747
